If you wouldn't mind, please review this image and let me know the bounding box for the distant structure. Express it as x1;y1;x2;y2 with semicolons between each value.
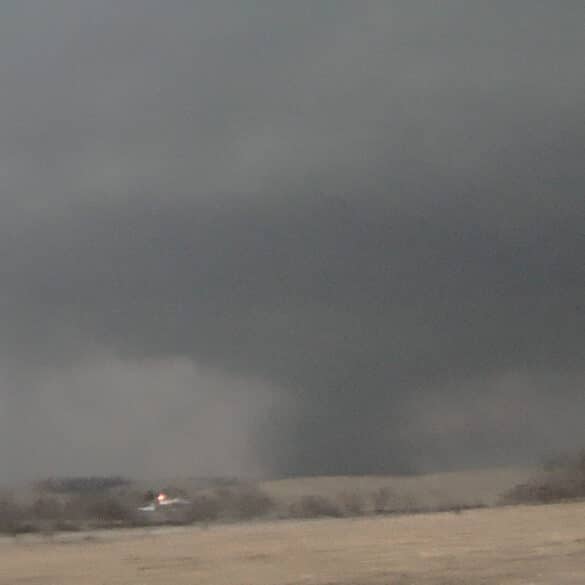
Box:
138;491;191;513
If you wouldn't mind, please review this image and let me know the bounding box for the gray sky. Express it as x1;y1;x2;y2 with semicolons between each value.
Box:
1;1;584;481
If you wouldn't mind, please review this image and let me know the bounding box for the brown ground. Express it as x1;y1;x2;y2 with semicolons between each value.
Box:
261;466;534;509
1;500;585;584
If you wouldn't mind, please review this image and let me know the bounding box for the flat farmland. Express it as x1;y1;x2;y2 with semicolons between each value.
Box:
260;466;534;509
1;501;585;585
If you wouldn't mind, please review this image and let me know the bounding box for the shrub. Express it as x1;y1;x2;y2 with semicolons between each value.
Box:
371;487;395;514
337;491;365;516
288;495;343;519
0;499;20;534
31;497;63;520
189;494;221;523
234;486;275;519
213;485;275;520
64;494;137;527
37;476;130;495
501;449;585;505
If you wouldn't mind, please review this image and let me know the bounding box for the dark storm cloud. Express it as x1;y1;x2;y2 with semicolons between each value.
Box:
0;1;584;479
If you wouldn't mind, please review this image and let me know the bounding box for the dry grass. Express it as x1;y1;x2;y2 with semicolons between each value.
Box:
1;500;585;584
262;466;534;511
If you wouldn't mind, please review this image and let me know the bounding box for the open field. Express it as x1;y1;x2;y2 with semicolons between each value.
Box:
1;500;585;584
260;466;534;509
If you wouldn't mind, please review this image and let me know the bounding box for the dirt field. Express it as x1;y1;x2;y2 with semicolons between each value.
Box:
1;500;584;585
